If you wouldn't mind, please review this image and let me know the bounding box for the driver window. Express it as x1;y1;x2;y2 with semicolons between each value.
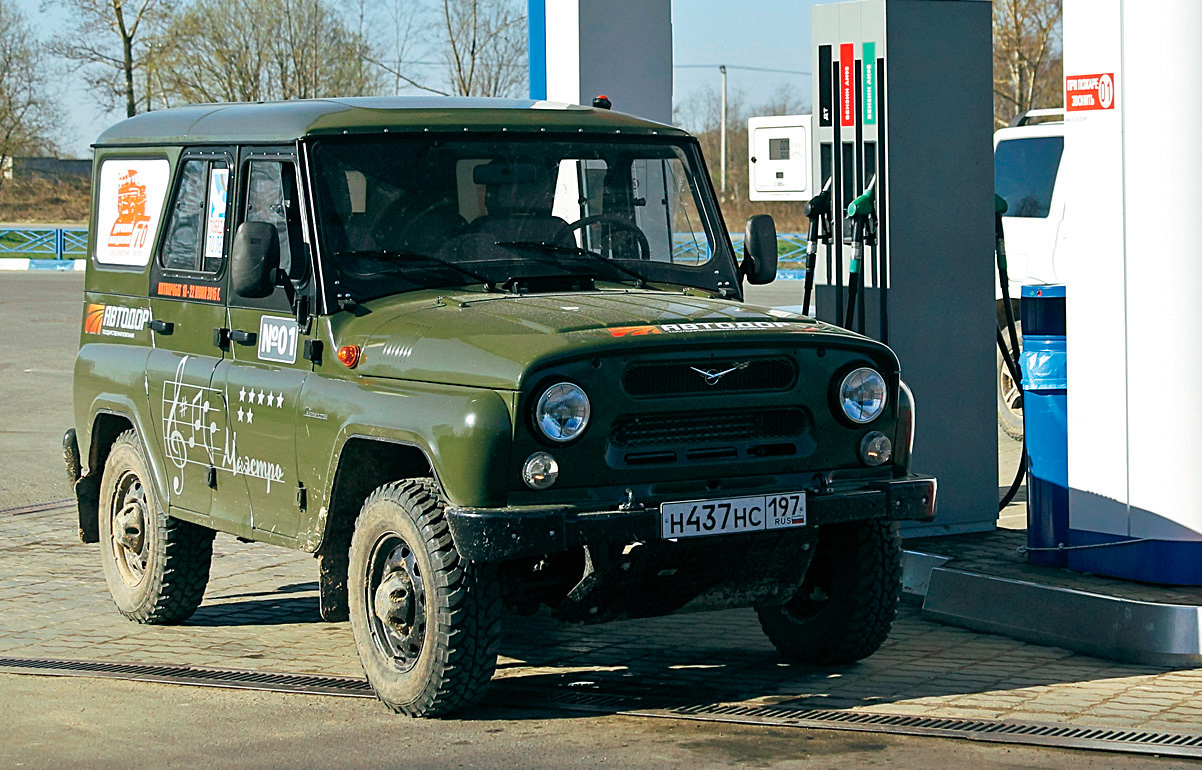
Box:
233;159;306;310
632;158;707;266
245;160;305;281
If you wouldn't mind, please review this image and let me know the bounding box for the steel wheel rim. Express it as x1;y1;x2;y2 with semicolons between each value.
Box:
1000;344;1023;417
366;531;427;673
110;470;149;586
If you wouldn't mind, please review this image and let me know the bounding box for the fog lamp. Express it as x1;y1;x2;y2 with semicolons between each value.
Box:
522;452;559;489
859;431;892;467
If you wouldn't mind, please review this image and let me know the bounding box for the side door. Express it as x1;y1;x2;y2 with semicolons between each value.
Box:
211;149;316;540
144;150;234;519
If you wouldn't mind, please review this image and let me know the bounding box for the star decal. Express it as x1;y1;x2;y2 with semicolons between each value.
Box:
239;387;247;402
237;407;245;422
257;390;266;405
275;393;284;408
245;409;254;424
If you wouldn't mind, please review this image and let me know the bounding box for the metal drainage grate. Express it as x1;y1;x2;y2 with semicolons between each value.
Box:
4;656;1202;758
1;499;74;516
491;685;1202;759
0;656;374;698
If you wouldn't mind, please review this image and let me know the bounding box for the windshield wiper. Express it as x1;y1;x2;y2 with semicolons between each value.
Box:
495;241;650;288
335;249;494;289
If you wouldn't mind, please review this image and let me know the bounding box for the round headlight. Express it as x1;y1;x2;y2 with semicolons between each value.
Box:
839;367;887;423
534;382;591;442
522;452;559;489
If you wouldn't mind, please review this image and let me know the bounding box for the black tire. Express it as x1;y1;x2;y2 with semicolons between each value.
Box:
98;430;214;624
348;479;501;717
998;319;1024;440
756;519;902;665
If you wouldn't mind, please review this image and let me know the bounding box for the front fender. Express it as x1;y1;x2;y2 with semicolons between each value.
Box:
300;375;514;509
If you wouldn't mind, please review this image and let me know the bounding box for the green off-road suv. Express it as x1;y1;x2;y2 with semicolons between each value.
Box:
64;97;936;716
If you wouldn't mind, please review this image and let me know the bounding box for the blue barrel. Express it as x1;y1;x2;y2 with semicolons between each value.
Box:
1020;285;1068;567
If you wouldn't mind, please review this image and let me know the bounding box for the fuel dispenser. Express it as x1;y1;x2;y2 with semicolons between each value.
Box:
807;0;997;534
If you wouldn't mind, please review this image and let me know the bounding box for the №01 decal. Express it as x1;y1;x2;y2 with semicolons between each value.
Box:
258;316;299;364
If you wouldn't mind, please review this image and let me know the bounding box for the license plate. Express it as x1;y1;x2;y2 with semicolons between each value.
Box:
660;492;807;539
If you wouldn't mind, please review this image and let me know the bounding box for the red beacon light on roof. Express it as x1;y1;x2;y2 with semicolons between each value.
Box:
592;95;612;110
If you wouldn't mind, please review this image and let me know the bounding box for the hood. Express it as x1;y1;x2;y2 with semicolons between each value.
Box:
337;288;883;390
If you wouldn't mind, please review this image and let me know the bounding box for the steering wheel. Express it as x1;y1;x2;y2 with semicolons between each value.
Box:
565;215;651;261
377;197;464;252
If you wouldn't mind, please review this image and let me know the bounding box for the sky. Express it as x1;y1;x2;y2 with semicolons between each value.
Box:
28;0;819;158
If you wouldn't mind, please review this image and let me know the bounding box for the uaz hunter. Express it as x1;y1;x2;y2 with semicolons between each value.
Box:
64;97;936;716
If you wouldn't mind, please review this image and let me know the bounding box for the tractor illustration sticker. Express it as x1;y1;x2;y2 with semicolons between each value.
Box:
94;159;170;267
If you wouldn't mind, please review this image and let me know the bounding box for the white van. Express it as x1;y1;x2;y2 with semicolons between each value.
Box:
993;108;1066;439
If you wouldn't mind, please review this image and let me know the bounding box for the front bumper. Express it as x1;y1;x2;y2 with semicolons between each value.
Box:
445;474;936;562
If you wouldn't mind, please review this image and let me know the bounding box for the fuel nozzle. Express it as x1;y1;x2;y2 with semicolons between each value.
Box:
840;177;877;330
994;193;1009;272
801;179;833;318
803;179;833;260
845;176;877;278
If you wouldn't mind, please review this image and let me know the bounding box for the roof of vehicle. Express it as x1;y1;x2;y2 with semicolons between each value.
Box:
94;96;687;148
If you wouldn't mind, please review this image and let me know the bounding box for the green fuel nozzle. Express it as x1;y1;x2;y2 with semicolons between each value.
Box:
845;177;877;276
847;188;875;220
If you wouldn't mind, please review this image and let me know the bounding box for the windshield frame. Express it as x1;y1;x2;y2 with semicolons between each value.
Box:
300;132;741;309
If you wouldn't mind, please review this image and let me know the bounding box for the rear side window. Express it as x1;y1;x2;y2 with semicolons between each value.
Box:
995;137;1063;218
160;159;230;272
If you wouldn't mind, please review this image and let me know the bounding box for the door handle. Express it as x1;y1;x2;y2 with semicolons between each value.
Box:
229;329;257;345
148;319;174;334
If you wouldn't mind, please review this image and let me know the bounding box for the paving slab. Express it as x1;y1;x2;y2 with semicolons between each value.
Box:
3;502;1202;735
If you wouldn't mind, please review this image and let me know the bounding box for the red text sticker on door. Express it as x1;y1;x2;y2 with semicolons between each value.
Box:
1066;73;1115;112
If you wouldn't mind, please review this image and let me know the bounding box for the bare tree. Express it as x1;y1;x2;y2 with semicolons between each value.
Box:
156;0;380;104
676;82;810;230
47;0;171;118
993;0;1063;128
435;0;527;97
0;1;60;191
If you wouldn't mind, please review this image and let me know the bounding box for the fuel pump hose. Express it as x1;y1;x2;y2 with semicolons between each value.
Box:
995;193;1026;511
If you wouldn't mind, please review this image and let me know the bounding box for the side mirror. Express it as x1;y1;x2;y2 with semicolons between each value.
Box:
742;214;778;285
231;221;280;299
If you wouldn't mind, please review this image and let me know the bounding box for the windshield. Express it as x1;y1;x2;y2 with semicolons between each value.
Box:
310;135;736;302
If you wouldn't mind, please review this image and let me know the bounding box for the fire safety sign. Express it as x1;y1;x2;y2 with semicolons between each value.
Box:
1066;73;1115;112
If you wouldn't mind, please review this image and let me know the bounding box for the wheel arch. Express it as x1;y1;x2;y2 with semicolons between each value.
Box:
312;434;438;621
76;409;138;543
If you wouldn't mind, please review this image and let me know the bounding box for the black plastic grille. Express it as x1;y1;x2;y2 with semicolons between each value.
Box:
622;358;796;397
610;409;806;448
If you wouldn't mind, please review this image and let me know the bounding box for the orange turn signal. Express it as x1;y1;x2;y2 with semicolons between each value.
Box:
337;345;361;369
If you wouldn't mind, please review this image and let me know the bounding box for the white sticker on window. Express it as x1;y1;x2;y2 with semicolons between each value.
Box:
95;159;170;266
204;167;229;265
258;315;299;364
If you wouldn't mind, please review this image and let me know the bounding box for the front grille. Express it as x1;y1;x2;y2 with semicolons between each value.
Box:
610;408;806;448
622;357;796;397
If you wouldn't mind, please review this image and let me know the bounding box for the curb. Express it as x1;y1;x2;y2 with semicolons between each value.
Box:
0;259;86;271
